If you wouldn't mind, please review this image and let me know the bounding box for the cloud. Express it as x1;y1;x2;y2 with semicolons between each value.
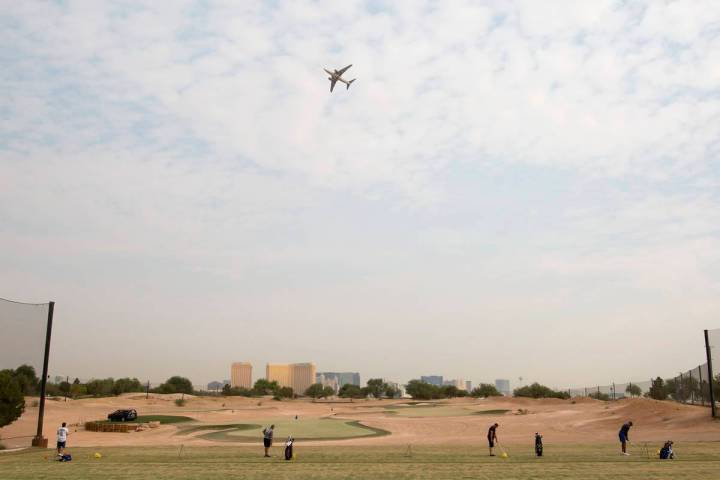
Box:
1;1;719;385
4;1;718;201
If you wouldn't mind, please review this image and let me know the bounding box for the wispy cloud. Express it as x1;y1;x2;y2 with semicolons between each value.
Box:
1;1;719;385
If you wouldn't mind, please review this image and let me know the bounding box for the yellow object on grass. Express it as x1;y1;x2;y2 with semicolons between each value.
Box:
501;452;508;458
94;453;102;459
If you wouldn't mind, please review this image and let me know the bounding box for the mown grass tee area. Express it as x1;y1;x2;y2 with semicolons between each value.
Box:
2;443;720;480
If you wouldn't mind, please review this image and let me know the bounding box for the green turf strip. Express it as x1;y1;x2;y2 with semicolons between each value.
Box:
2;443;719;480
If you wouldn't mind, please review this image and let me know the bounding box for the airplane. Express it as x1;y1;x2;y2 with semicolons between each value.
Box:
324;64;355;92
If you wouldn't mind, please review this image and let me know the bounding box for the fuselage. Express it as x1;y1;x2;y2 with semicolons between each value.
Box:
324;68;350;85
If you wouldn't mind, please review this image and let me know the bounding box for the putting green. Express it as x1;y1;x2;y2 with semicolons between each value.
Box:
102;415;194;424
183;418;389;442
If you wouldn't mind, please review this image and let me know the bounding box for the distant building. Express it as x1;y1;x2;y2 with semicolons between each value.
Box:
443;378;466;390
316;372;361;390
317;373;340;393
207;381;224;391
230;362;253;389
495;379;511;396
267;362;317;395
421;375;443;386
466;381;473;392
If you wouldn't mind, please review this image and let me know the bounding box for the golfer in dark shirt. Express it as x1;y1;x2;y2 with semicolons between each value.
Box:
488;423;499;456
619;421;632;455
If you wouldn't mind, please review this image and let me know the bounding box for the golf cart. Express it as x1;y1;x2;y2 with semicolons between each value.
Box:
107;409;138;422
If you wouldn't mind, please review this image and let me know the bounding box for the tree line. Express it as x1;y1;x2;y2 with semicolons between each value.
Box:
404;380;503;400
222;378;401;400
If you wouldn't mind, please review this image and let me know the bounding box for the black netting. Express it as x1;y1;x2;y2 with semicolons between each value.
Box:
0;298;51;448
565;330;720;416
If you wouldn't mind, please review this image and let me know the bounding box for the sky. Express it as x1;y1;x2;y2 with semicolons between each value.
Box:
1;0;719;389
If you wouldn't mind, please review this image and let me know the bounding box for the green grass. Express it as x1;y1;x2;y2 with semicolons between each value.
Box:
387;405;496;417
2;443;719;479
102;415;194;424
175;423;261;435
191;418;389;442
473;409;511;415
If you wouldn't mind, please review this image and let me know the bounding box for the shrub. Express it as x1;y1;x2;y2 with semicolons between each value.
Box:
158;377;193;395
471;384;502;398
0;370;25;428
222;385;254;397
338;384;363;399
513;383;570;399
305;383;327;399
175;398;186;407
589;391;610;401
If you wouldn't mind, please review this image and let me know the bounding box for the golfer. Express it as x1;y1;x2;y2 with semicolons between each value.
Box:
487;423;499;456
57;422;69;455
262;424;275;457
619;421;633;455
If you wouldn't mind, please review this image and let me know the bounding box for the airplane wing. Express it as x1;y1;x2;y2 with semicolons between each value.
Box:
336;64;352;75
330;77;337;92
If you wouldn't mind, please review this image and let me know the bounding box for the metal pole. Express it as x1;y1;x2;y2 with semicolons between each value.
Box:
705;330;716;417
612;382;616;400
680;372;684;403
34;301;54;447
698;365;703;406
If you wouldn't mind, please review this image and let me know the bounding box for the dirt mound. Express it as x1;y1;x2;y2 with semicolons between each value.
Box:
613;397;692;418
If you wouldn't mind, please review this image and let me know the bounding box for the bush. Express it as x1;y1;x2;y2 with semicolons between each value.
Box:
405;380;438;400
277;387;294;399
112;378;144;395
513;383;570;399
11;365;39;396
305;383;328;399
222;385;254;397
471;384;502;398
625;383;642;398
588;391;610;401
86;378;115;397
0;442;5;450
157;377;194;395
252;379;279;396
338;384;363;399
175;398;186;407
0;370;25;428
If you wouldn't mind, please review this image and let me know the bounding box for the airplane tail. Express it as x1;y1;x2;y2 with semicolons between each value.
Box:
346;79;355;90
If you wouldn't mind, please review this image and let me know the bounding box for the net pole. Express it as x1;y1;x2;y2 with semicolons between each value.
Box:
704;330;716;418
34;301;54;446
698;366;703;406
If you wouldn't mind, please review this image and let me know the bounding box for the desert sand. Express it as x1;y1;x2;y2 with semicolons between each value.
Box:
3;394;719;448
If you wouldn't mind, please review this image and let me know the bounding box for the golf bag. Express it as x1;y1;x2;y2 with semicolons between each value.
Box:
284;437;294;460
58;454;72;462
659;441;674;460
535;433;543;457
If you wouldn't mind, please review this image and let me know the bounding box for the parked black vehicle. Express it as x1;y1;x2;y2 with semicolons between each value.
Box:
107;409;138;422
